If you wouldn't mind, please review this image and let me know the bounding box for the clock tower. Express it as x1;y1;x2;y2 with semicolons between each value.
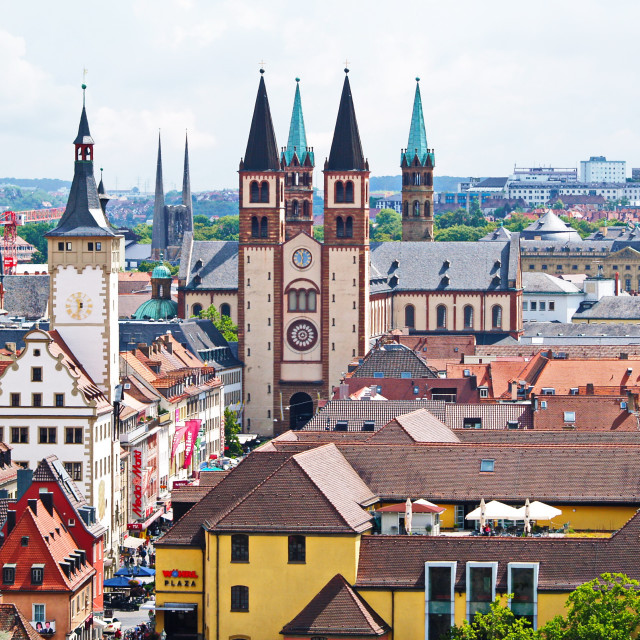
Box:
45;87;123;402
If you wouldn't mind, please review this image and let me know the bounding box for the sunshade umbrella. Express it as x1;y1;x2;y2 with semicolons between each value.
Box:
479;498;486;531
524;498;531;535
104;576;136;588
515;501;562;521
115;566;155;577
404;498;412;535
466;500;522;521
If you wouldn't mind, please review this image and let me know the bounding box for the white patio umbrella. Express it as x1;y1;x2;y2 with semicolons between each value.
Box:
524;498;531;535
466;500;522;521
404;498;413;535
515;501;562;521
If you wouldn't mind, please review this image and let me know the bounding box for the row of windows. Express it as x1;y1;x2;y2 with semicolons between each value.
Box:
230;534;305;564
10;392;64;408
6;426;83;445
425;562;539;639
249;181;270;203
3;564;44;585
404;304;503;330
250;216;269;238
523;301;556;312
334;180;355;203
336;216;354;238
286;200;310;217
287;289;317;312
403;201;432;217
56;242;102;252
402;171;433;187
191;302;231;318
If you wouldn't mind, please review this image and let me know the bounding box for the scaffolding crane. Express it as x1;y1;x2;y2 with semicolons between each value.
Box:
0;207;64;274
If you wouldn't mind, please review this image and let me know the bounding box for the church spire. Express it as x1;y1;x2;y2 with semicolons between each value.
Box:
282;78;313;166
151;132;166;258
242;70;280;171
401;78;434;167
326;69;367;171
182;132;193;232
46;85;115;238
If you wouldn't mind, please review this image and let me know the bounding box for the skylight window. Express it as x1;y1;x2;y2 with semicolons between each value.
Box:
480;459;495;472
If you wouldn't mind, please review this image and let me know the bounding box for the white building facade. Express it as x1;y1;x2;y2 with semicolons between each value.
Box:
580;156;626;183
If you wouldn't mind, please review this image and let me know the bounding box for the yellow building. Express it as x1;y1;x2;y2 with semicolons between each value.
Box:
155;439;640;640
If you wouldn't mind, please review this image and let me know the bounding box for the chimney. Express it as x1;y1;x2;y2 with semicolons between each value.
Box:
586;383;594;395
27;499;37;516
166;341;173;354
41;492;54;516
16;469;33;501
615;271;619;295
369;385;377;398
6;511;16;535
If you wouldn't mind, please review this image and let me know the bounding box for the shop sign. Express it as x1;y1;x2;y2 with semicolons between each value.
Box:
132;449;143;518
162;569;198;588
127;523;143;531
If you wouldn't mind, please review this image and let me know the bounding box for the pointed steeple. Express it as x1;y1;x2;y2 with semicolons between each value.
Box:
151;132;167;255
401;78;434;167
46;87;115;238
98;167;110;215
242;70;280;171
182;132;193;231
326;70;366;171
282;78;313;166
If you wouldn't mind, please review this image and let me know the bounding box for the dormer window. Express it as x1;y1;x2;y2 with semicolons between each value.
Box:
195;259;203;269
2;564;15;585
443;260;450;269
31;564;44;585
334;421;348;432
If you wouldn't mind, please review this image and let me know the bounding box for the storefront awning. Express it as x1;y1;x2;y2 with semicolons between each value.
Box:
143;509;165;529
154;603;197;612
122;536;146;549
161;509;173;521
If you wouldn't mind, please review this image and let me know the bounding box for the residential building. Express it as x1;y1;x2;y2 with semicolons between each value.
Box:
0;497;95;640
522;272;590;322
511;165;577;183
580;156;626;183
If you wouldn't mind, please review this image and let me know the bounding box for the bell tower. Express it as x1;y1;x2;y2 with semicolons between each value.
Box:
45;85;123;403
238;70;285;436
323;69;370;389
281;78;314;240
401;78;435;241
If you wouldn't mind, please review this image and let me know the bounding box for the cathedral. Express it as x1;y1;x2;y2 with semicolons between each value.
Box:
178;70;523;436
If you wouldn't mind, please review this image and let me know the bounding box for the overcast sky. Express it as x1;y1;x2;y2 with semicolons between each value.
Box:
2;0;639;191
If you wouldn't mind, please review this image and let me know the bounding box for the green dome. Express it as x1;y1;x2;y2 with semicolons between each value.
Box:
132;298;178;321
152;264;172;279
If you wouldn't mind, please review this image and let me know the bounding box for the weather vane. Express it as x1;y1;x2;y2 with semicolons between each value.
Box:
259;60;266;74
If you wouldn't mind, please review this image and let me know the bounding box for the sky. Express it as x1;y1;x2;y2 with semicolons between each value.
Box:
2;0;640;192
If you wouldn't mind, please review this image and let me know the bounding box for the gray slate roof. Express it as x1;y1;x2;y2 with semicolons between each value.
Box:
3;275;49;319
522;272;581;294
479;225;512;242
352;347;436;379
573;296;640;321
520;239;610;253
520;210;582;242
125;242;152;260
369;237;519;293
180;240;239;290
119;318;242;369
474;177;508;189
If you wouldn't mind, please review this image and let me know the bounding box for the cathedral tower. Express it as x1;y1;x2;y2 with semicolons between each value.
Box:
239;70;285;435
401;78;435;241
281;78;314;240
323;69;371;388
45;87;123;403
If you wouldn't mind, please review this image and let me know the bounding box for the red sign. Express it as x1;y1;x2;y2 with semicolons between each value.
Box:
172;480;190;488
162;570;198;578
127;523;143;531
132;449;143;518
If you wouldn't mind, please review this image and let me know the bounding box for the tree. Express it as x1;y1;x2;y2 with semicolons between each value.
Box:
552;200;564;210
136;260;178;275
199;304;238;342
19;221;55;257
224;407;243;458
371;208;401;241
445;597;535;640
538;573;640;640
133;223;153;244
313;225;324;242
435;224;490;242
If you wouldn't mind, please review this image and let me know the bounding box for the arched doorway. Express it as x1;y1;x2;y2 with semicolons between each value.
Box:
289;392;314;430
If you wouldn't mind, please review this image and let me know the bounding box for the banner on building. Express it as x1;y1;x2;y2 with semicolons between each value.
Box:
170;424;189;459
183;420;201;469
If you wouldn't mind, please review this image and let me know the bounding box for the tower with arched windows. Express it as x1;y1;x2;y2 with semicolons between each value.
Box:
323;69;371;384
401;78;435;242
281;79;314;240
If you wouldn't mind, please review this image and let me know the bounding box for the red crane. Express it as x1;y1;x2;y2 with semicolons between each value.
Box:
0;207;64;274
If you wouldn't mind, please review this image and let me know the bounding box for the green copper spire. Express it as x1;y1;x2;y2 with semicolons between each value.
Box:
401;78;434;166
282;78;314;166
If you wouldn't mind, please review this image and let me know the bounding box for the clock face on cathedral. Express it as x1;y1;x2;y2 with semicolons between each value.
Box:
292;248;312;269
65;292;93;320
287;319;318;351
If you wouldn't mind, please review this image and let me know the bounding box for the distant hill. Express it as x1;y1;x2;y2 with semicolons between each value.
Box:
0;178;71;192
370;175;470;194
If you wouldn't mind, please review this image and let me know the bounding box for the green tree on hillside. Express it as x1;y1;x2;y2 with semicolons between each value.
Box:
371;208;401;241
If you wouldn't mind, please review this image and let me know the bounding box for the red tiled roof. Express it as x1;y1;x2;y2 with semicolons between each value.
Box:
0;501;95;592
281;574;390;637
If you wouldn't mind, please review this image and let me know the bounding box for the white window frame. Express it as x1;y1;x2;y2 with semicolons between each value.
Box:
466;562;498;621
32;603;45;622
425;561;457;640
507;562;539;629
563;411;576;423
